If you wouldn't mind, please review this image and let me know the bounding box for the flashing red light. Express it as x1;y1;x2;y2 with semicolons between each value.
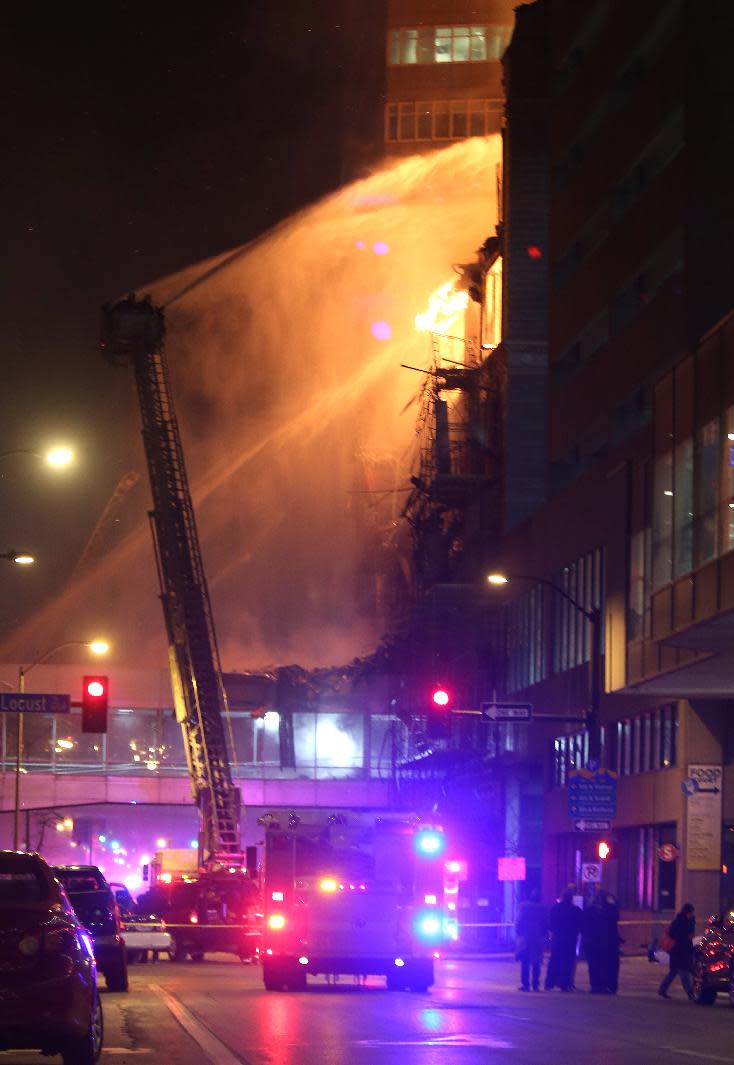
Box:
527;244;543;260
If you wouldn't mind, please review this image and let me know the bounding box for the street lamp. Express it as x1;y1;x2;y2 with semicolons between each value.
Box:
14;639;110;850
487;572;602;762
1;550;35;566
0;446;74;469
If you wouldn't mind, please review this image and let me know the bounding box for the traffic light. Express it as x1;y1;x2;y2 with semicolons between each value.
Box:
597;840;612;861
426;685;452;738
81;675;109;733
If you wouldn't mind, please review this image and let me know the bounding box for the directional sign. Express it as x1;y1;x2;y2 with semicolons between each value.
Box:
0;692;71;715
480;701;532;722
573;819;612;833
687;764;722;870
568;768;617;819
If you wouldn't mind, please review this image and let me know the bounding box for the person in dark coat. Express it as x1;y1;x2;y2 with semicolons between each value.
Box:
582;889;622;993
515;888;548;991
658;903;695;999
545;886;582;991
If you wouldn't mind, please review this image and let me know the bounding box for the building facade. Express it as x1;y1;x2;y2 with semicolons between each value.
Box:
495;0;734;936
385;2;515;154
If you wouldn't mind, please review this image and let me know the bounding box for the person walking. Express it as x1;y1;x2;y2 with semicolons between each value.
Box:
658;903;695;999
545;886;582;991
515;888;548;991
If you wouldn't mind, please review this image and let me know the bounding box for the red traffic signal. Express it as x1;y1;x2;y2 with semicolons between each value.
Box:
81;675;109;734
431;687;450;708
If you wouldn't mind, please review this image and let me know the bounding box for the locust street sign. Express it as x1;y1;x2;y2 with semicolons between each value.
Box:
480;702;532;722
0;692;71;715
573;819;612;832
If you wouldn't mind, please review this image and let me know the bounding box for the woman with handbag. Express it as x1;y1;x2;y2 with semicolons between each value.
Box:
658;903;695;999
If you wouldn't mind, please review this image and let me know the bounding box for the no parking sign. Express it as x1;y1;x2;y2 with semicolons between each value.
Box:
581;862;602;883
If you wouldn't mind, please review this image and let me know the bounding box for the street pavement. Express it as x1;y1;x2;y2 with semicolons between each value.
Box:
2;953;733;1065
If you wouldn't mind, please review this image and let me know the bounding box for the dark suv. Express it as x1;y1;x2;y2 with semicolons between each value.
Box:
692;910;734;1004
0;850;102;1065
53;865;128;992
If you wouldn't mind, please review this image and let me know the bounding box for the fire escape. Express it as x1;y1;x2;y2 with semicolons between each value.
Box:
402;235;505;732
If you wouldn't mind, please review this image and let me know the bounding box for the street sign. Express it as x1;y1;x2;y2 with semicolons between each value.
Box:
480;701;532;722
573;819;612;833
581;862;602;884
0;692;71;715
497;856;526;881
568;768;617;819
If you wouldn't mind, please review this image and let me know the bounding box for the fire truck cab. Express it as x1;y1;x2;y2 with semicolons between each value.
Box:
260;811;446;991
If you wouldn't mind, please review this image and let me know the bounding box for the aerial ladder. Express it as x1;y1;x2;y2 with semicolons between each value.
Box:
100;294;242;868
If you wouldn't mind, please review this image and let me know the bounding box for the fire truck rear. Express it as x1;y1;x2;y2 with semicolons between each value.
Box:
261;811;446;991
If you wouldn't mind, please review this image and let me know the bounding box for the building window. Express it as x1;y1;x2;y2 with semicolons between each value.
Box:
552;548;603;674
507;583;547;694
385;99;501;142
723;405;734;553
673;437;694;577
696;418;720;565
554;704;676;788
388;25;510;65
652;450;673;589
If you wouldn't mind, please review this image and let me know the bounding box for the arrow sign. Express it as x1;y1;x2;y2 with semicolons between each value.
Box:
480;702;532;722
573;819;612;832
0;692;71;715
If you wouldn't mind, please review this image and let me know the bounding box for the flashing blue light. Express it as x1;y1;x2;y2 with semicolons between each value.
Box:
190;839;198;849
97;834;107;844
416;912;443;939
415;829;446;857
110;840;120;852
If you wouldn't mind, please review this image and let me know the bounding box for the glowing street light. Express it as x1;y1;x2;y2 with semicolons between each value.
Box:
44;446;74;469
0;550;35;566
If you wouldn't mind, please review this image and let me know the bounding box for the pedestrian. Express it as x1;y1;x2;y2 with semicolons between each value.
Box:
545;886;582;991
658;903;695;1000
515;888;548;991
582;888;622;993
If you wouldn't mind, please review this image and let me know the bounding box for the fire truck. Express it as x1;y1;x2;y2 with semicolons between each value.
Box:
260;810;447;991
101;294;261;952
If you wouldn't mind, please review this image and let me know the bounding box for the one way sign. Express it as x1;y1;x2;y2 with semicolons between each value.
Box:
480;702;532;722
573;819;611;832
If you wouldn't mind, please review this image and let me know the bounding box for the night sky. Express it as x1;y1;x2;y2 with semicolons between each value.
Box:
1;2;385;654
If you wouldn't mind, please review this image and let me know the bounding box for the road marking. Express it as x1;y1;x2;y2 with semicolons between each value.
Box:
152;984;249;1065
356;1034;514;1048
663;1049;734;1064
103;1050;154;1056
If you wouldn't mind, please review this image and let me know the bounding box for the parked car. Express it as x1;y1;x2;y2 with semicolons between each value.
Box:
53;865;128;991
0;850;103;1065
136;869;260;962
109;883;172;963
693;911;734;1004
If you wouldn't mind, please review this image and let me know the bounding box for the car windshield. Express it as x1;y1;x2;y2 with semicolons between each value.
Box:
55;869;106;893
0;855;48;903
